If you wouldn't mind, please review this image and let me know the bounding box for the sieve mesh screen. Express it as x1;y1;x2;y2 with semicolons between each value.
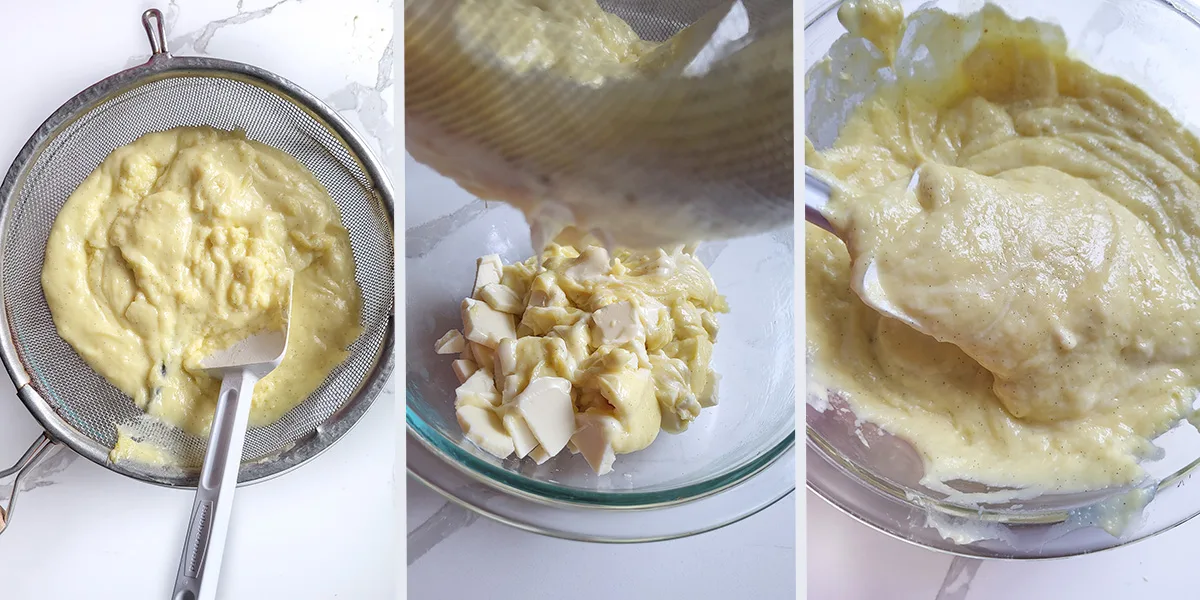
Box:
4;71;394;481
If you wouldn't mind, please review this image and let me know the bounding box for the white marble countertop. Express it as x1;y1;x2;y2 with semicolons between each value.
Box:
407;480;797;599
0;1;395;598
809;489;1200;599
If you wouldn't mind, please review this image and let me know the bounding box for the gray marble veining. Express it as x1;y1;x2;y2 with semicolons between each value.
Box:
934;556;984;600
120;0;395;169
166;0;296;56
406;200;491;259
407;501;479;566
121;0;296;67
326;38;395;165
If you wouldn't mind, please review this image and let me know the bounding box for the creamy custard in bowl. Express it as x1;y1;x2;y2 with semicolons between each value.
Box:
807;1;1200;496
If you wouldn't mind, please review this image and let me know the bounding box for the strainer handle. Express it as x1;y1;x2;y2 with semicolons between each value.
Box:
0;433;56;536
142;8;169;57
172;369;258;600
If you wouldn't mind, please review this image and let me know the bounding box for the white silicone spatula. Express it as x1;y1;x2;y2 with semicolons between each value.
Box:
804;166;923;329
172;287;291;600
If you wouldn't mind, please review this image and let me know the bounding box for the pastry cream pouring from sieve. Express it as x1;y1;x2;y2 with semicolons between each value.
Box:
405;0;794;250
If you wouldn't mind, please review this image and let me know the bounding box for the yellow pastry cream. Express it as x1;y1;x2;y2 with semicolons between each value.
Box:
807;1;1200;494
453;0;655;86
42;127;362;439
436;245;726;475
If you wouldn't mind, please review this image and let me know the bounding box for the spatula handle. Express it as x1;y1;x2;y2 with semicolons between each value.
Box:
804;168;836;234
172;369;258;600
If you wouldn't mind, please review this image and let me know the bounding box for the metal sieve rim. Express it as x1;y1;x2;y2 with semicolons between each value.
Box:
0;43;395;489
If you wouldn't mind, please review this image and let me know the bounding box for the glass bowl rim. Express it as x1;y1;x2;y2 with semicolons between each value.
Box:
407;385;796;508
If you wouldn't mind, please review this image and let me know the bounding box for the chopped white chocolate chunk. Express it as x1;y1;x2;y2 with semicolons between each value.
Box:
454;391;497;411
501;373;522;404
514;377;576;456
470;342;498;374
572;416;616;475
549;320;591;363
472;254;503;298
529;445;553;465
520;306;586;337
496;338;518;377
440;245;726;476
455;368;499;408
564;246;610;281
527;271;567;308
462;298;516;349
456;405;513;459
699;371;720;408
480;282;524;314
501;410;539;459
592;301;642;345
451;359;478;384
434;329;466;354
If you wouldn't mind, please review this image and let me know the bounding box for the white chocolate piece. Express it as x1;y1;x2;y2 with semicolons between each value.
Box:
514;377;576;456
496;338;518;377
527;271;566;308
564;246;610;281
456;405;513;459
571;417;616;475
501;374;522;404
446;243;725;475
434;329;466;354
529;445;553;465
454;392;496;411
462;298;516;349
480;282;524;314
470;342;498;375
451;359;478;384
699;371;720;408
592;301;641;345
455;368;499;408
472;254;504;298
502;410;539;459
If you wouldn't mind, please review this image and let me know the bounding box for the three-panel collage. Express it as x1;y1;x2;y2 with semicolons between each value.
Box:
6;0;1200;599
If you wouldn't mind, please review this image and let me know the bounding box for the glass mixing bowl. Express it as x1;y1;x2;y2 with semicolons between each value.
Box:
405;157;796;541
806;0;1200;559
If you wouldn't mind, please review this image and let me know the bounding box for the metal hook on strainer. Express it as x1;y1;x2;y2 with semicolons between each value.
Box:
0;7;395;539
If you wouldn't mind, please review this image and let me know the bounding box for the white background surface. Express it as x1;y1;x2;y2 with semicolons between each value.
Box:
809;489;1200;599
0;1;395;598
407;479;797;600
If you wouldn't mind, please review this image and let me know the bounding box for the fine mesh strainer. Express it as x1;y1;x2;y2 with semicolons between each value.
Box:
0;9;394;533
405;0;793;249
